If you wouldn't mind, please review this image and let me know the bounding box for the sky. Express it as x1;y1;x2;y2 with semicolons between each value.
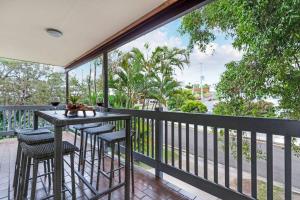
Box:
70;15;243;91
119;17;243;90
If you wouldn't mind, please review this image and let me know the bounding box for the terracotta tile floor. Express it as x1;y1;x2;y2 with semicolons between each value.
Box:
0;133;199;200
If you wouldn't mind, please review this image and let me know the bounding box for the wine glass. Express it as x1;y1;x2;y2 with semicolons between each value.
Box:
96;102;104;112
51;97;60;114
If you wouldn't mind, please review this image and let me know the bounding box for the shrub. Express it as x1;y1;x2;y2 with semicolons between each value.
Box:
180;100;207;113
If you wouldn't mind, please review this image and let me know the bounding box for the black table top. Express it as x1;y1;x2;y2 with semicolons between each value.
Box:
35;110;131;126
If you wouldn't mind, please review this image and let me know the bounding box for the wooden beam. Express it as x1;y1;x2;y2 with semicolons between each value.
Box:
65;0;209;70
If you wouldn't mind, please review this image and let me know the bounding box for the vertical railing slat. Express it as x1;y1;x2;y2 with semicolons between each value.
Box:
165;120;168;164
28;110;31;128
147;118;150;156
284;135;292;200
194;124;198;176
186;123;190;173
13;110;16;130
137;117;141;153
171;121;175;166
151;118;154;158
178;123;182;169
203;125;208;179
142;118;145;154
225;128;230;188
8;110;12;131
134;117;137;151
237;129;243;193
214;127;218;183
3;110;6;131
251;131;257;198
267;134;273;200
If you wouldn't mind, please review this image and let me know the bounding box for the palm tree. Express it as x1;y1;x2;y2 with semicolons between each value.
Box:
109;44;189;109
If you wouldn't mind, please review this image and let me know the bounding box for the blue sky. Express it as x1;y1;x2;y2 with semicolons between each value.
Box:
70;17;243;90
120;17;243;90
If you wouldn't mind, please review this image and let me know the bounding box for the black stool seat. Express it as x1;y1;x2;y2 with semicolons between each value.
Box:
20;141;79;159
98;130;126;142
73;123;101;130
15;128;51;135
85;124;115;135
18;133;54;145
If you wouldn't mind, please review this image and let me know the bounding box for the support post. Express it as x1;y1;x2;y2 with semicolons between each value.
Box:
155;107;163;178
65;71;69;104
103;52;109;110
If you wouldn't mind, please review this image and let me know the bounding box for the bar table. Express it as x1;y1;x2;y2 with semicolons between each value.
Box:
34;110;131;200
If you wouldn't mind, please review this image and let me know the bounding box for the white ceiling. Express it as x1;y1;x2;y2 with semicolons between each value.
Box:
0;0;166;67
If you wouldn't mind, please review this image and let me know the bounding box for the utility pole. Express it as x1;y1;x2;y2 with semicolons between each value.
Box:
199;63;204;100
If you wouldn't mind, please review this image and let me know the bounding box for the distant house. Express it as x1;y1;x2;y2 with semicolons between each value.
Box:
192;84;210;94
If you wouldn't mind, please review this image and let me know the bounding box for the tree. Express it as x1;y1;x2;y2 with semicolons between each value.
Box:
213;100;276;118
180;100;208;113
167;89;195;111
0;58;65;105
109;45;189;109
179;0;300;119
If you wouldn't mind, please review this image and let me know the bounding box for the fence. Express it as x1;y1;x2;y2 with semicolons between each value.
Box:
109;108;300;200
0;105;64;136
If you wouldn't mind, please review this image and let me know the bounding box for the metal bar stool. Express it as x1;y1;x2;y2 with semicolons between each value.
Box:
13;129;53;198
17;141;79;200
72;123;102;171
97;129;134;200
82;124;115;183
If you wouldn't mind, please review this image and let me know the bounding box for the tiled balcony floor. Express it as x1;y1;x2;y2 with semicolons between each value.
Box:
0;133;200;200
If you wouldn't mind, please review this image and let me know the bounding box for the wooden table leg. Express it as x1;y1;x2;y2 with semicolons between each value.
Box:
125;119;131;200
54;126;63;200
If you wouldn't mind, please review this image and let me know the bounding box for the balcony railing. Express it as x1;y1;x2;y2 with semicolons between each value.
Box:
0;105;299;200
109;108;300;200
0;105;64;136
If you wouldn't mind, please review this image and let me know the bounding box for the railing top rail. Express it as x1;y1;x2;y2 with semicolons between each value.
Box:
110;108;300;137
0;105;65;111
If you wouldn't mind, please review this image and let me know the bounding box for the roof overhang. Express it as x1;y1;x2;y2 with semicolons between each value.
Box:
0;0;209;69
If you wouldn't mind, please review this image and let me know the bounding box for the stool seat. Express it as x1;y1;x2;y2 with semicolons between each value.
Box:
98;130;126;143
73;123;101;131
18;133;54;145
20;141;79;159
15;128;51;135
85;124;115;135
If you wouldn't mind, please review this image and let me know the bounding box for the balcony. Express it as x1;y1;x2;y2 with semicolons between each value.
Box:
0;105;299;200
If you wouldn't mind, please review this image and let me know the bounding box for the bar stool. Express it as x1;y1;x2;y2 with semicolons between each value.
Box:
72;123;101;171
17;141;79;200
13;129;53;197
73;123;101;146
97;129;134;199
82;124;115;183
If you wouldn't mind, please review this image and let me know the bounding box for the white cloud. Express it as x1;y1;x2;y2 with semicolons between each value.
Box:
175;43;243;88
119;28;184;53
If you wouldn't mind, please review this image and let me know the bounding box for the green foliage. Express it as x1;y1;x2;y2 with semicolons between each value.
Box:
180;100;207;113
69;57;103;106
213;100;276;118
167;89;195;111
0;58;65;105
179;0;300;119
109;45;189;109
69;95;81;104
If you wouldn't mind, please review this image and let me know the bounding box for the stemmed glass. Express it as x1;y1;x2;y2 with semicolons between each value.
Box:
51;97;60;114
96;102;104;112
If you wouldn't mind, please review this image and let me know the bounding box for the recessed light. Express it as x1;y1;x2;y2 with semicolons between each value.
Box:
46;28;63;38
